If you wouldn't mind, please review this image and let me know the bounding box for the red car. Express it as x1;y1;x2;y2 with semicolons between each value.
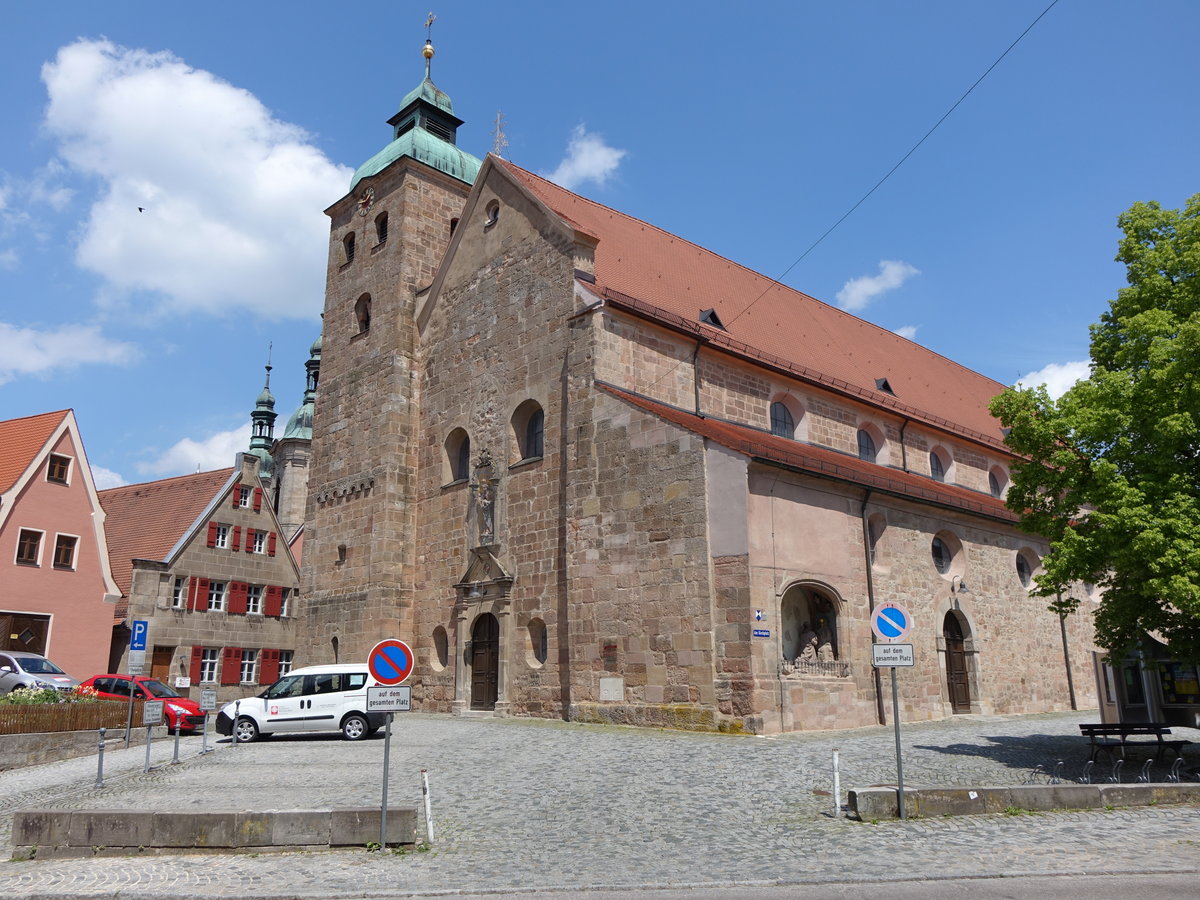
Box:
78;674;206;733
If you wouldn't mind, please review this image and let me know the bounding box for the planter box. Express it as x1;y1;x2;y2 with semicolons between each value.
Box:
0;700;134;735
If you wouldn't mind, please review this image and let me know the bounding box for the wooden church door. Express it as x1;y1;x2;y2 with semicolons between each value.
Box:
943;613;971;713
470;613;499;710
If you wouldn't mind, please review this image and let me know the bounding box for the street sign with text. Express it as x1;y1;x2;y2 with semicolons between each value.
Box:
872;643;915;667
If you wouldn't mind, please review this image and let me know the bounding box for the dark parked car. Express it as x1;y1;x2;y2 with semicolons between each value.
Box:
78;674;205;733
0;651;80;694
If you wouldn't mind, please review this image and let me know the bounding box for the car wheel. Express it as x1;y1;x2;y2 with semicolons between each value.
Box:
234;716;260;743
341;713;368;741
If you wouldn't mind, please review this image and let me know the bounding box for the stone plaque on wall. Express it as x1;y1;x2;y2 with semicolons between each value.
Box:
599;676;624;702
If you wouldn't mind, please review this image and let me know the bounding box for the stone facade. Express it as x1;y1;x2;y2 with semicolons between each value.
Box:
302;92;1097;734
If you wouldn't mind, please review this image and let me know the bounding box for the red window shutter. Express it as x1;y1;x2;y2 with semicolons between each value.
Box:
253;488;263;512
186;576;199;612
231;527;241;551
232;582;249;615
245;529;255;552
268;532;277;556
221;647;242;685
231;484;240;508
189;647;203;683
206;522;218;548
195;578;210;612
264;585;282;617
259;649;280;685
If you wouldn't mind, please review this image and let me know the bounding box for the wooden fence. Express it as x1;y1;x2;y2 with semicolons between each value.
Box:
0;700;137;735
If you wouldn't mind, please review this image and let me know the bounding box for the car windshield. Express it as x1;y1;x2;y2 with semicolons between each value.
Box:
140;679;181;698
20;658;66;675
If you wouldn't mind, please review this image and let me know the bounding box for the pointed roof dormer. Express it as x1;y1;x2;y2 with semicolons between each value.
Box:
350;39;482;190
247;362;276;476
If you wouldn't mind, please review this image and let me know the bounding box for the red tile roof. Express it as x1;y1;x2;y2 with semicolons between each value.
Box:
0;410;69;494
98;468;235;598
598;383;1016;523
497;159;1010;451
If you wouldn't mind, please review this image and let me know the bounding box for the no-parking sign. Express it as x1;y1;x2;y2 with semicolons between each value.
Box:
871;603;912;642
367;639;414;686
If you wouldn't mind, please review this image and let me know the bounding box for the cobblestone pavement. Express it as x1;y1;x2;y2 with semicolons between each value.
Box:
2;710;1199;898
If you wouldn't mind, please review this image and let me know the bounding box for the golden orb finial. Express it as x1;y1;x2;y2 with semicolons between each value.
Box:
422;39;435;60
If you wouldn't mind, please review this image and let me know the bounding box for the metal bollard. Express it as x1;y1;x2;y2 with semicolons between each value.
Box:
143;724;153;773
422;768;435;844
232;700;240;748
172;716;181;764
831;748;841;818
95;727;107;788
200;712;210;755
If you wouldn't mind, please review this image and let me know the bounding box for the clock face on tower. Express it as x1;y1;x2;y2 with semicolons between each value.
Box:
357;187;375;217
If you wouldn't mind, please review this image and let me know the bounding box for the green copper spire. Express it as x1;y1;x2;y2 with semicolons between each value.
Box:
350;38;482;190
282;329;321;442
247;356;276;475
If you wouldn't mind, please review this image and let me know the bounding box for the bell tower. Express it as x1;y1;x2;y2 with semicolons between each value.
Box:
303;38;481;663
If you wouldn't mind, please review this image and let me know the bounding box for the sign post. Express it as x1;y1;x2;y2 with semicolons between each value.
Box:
871;603;913;820
124;619;149;747
367;639;414;850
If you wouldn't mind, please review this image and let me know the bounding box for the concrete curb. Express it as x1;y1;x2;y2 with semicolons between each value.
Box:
849;782;1200;820
11;806;417;859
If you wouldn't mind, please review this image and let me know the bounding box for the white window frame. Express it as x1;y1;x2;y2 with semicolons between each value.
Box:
208;581;227;612
252;530;266;554
199;648;219;683
15;528;45;566
279;588;290;617
246;585;263;615
240;649;258;684
214;524;230;550
52;532;79;570
238;486;252;508
172;577;186;609
277;650;294;677
46;453;73;485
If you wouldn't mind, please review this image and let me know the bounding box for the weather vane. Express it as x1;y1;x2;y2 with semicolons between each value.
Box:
491;111;509;158
425;12;436;40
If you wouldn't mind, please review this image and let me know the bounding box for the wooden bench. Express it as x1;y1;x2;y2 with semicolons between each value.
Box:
1079;723;1191;763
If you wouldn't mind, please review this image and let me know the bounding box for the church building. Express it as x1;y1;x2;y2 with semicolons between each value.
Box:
301;40;1099;733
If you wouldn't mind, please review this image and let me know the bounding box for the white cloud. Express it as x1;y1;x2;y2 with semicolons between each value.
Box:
90;465;128;490
1015;360;1090;400
40;39;351;321
137;426;246;478
836;260;920;312
0;249;17;270
0;322;139;384
544;125;626;190
894;325;920;340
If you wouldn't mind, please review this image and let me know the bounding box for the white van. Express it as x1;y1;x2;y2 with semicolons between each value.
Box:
214;664;386;742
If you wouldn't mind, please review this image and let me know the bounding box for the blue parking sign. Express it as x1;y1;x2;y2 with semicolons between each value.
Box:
130;619;149;651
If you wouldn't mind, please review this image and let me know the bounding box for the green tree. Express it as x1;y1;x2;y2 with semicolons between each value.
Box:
990;194;1200;662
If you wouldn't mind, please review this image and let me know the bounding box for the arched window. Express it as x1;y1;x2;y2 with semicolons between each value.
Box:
930;530;964;578
929;449;946;482
511;400;545;463
867;513;886;567
770;401;795;438
1016;548;1040;587
526;618;548;667
988;467;1007;498
931;537;952;574
343;232;355;264
431;626;449;671
445;429;471;483
781;585;839;664
857;428;877;463
374;211;389;244
354;294;371;334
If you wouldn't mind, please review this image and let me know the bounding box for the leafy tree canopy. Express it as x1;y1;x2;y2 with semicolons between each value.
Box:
990;194;1200;662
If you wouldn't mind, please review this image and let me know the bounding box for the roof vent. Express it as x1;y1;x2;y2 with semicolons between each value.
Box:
699;308;726;331
875;377;895;395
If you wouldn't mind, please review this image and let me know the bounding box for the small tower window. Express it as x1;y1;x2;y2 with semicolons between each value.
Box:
343;232;355;264
354;294;371;334
445;429;471;483
449;217;459;236
770;402;795;439
484;201;499;227
511;401;545;463
375;212;388;244
857;428;877;463
929;449;946;482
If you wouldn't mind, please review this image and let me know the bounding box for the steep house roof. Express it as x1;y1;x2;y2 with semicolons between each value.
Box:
599;384;1016;524
0;410;70;495
99;468;235;599
494;158;1010;451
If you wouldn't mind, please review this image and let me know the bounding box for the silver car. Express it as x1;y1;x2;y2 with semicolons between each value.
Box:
0;651;80;694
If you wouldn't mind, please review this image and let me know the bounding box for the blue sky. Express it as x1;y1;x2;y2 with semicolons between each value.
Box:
1;1;1196;488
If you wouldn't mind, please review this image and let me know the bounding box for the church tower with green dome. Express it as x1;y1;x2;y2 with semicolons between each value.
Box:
303;37;481;664
269;331;321;541
246;363;277;477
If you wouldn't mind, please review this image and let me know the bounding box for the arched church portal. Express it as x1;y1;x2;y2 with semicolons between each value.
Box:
943;611;972;713
470;613;499;710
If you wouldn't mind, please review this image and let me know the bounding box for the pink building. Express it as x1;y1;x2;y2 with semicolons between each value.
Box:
0;410;120;681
